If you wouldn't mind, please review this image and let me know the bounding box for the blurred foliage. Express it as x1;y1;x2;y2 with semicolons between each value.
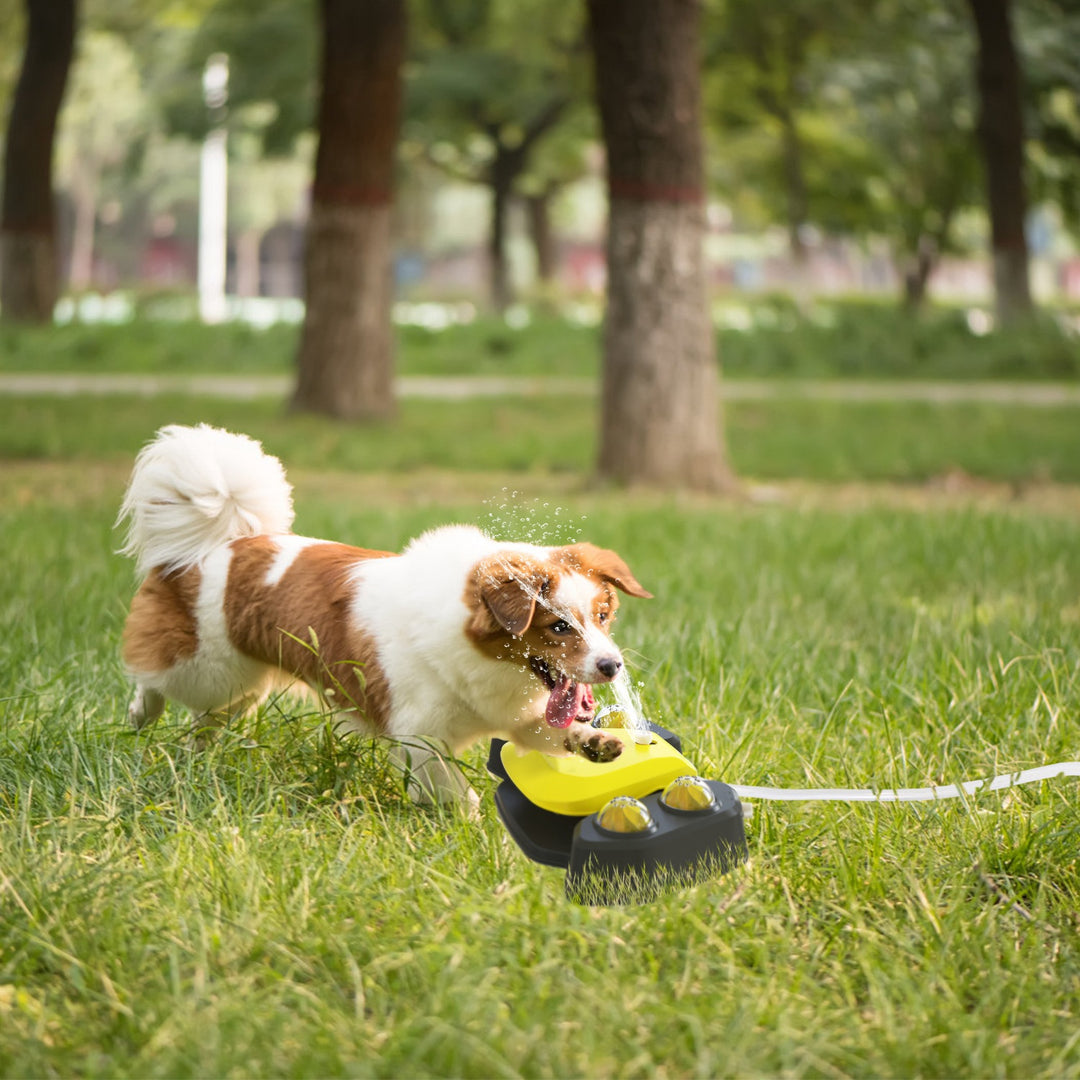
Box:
404;0;591;180
705;0;983;285
157;0;316;154
1023;0;1080;229
0;0;24;113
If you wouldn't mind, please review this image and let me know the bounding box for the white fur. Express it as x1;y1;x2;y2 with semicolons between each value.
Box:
263;535;327;586
551;572;623;682
348;526;554;749
117;424;294;578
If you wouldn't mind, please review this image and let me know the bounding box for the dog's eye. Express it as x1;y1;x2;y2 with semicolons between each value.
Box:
598;611;609;624
550;619;573;635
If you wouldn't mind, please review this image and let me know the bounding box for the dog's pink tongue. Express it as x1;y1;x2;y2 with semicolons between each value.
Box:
545;675;592;729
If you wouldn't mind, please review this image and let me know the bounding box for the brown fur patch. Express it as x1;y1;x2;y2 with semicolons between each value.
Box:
464;552;559;642
224;537;396;730
552;543;653;599
123;566;202;673
592;583;617;628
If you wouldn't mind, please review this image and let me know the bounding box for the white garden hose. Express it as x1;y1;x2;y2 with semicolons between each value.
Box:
729;761;1080;803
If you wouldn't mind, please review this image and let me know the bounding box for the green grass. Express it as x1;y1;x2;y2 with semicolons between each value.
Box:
2;466;1080;1077
0;319;298;375
717;298;1080;380
0;317;602;379
3;392;1080;483
2;324;1080;1074
0;299;1076;379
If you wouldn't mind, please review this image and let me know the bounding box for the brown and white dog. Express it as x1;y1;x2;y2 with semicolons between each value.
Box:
118;424;651;809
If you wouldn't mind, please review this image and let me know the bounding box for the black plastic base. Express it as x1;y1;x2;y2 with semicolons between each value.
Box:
565;779;747;904
487;725;748;904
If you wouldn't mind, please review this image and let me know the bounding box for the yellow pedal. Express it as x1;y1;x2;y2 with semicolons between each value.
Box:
500;729;698;817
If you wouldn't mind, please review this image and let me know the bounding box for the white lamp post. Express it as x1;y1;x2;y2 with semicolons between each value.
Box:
198;53;229;324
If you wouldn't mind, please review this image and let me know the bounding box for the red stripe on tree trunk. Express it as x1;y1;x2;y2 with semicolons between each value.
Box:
0;220;53;235
312;183;393;206
609;178;704;203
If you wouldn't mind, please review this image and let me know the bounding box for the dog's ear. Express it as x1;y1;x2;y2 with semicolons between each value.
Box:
467;554;549;638
555;543;653;599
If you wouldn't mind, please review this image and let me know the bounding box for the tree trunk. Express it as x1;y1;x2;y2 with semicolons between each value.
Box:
966;0;1033;324
779;107;812;310
294;203;395;416
292;0;406;420
68;160;97;291
526;190;557;286
588;0;734;492
488;157;515;314
901;240;935;310
0;0;76;323
235;228;262;298
780;109;809;265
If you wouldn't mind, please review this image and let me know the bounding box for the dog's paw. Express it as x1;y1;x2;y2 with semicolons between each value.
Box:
128;685;165;730
566;727;624;763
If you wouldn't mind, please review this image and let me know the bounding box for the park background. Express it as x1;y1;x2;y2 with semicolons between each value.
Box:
3;0;1080;1077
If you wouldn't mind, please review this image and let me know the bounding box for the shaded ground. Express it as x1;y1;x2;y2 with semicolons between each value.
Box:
5;459;1080;518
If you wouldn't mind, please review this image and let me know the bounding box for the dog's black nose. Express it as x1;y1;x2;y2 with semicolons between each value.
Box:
596;656;622;679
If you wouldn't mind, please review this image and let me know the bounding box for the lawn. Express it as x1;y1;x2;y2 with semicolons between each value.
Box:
4;392;1080;484
0;299;1077;380
2;382;1080;1076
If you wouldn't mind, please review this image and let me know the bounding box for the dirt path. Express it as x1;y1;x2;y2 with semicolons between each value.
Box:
1;373;1079;405
5;458;1080;519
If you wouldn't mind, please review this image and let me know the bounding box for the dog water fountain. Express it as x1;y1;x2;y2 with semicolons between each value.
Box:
487;676;748;905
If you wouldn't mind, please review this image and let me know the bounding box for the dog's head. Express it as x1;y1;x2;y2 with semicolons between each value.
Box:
465;543;652;727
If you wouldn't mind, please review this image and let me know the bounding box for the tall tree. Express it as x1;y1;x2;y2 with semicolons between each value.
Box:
56;30;144;291
1020;0;1080;236
825;4;982;309
517;104;595;293
291;0;406;420
965;0;1034;322
706;0;831;266
0;0;76;323
588;0;733;492
408;0;585;312
229;124;311;297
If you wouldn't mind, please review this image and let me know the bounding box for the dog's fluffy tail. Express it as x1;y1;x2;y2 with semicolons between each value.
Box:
118;424;294;578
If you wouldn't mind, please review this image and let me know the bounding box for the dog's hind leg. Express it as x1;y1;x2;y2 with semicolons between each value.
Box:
129;685;166;730
187;691;266;751
188;710;228;751
390;738;481;818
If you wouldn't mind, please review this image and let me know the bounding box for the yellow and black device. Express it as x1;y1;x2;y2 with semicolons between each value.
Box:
487;723;747;904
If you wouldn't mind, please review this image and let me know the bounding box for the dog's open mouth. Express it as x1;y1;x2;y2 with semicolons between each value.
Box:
530;657;596;729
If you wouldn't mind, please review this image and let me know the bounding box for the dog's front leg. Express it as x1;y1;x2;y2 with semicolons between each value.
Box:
390;738;481;818
507;719;625;763
562;721;625;763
